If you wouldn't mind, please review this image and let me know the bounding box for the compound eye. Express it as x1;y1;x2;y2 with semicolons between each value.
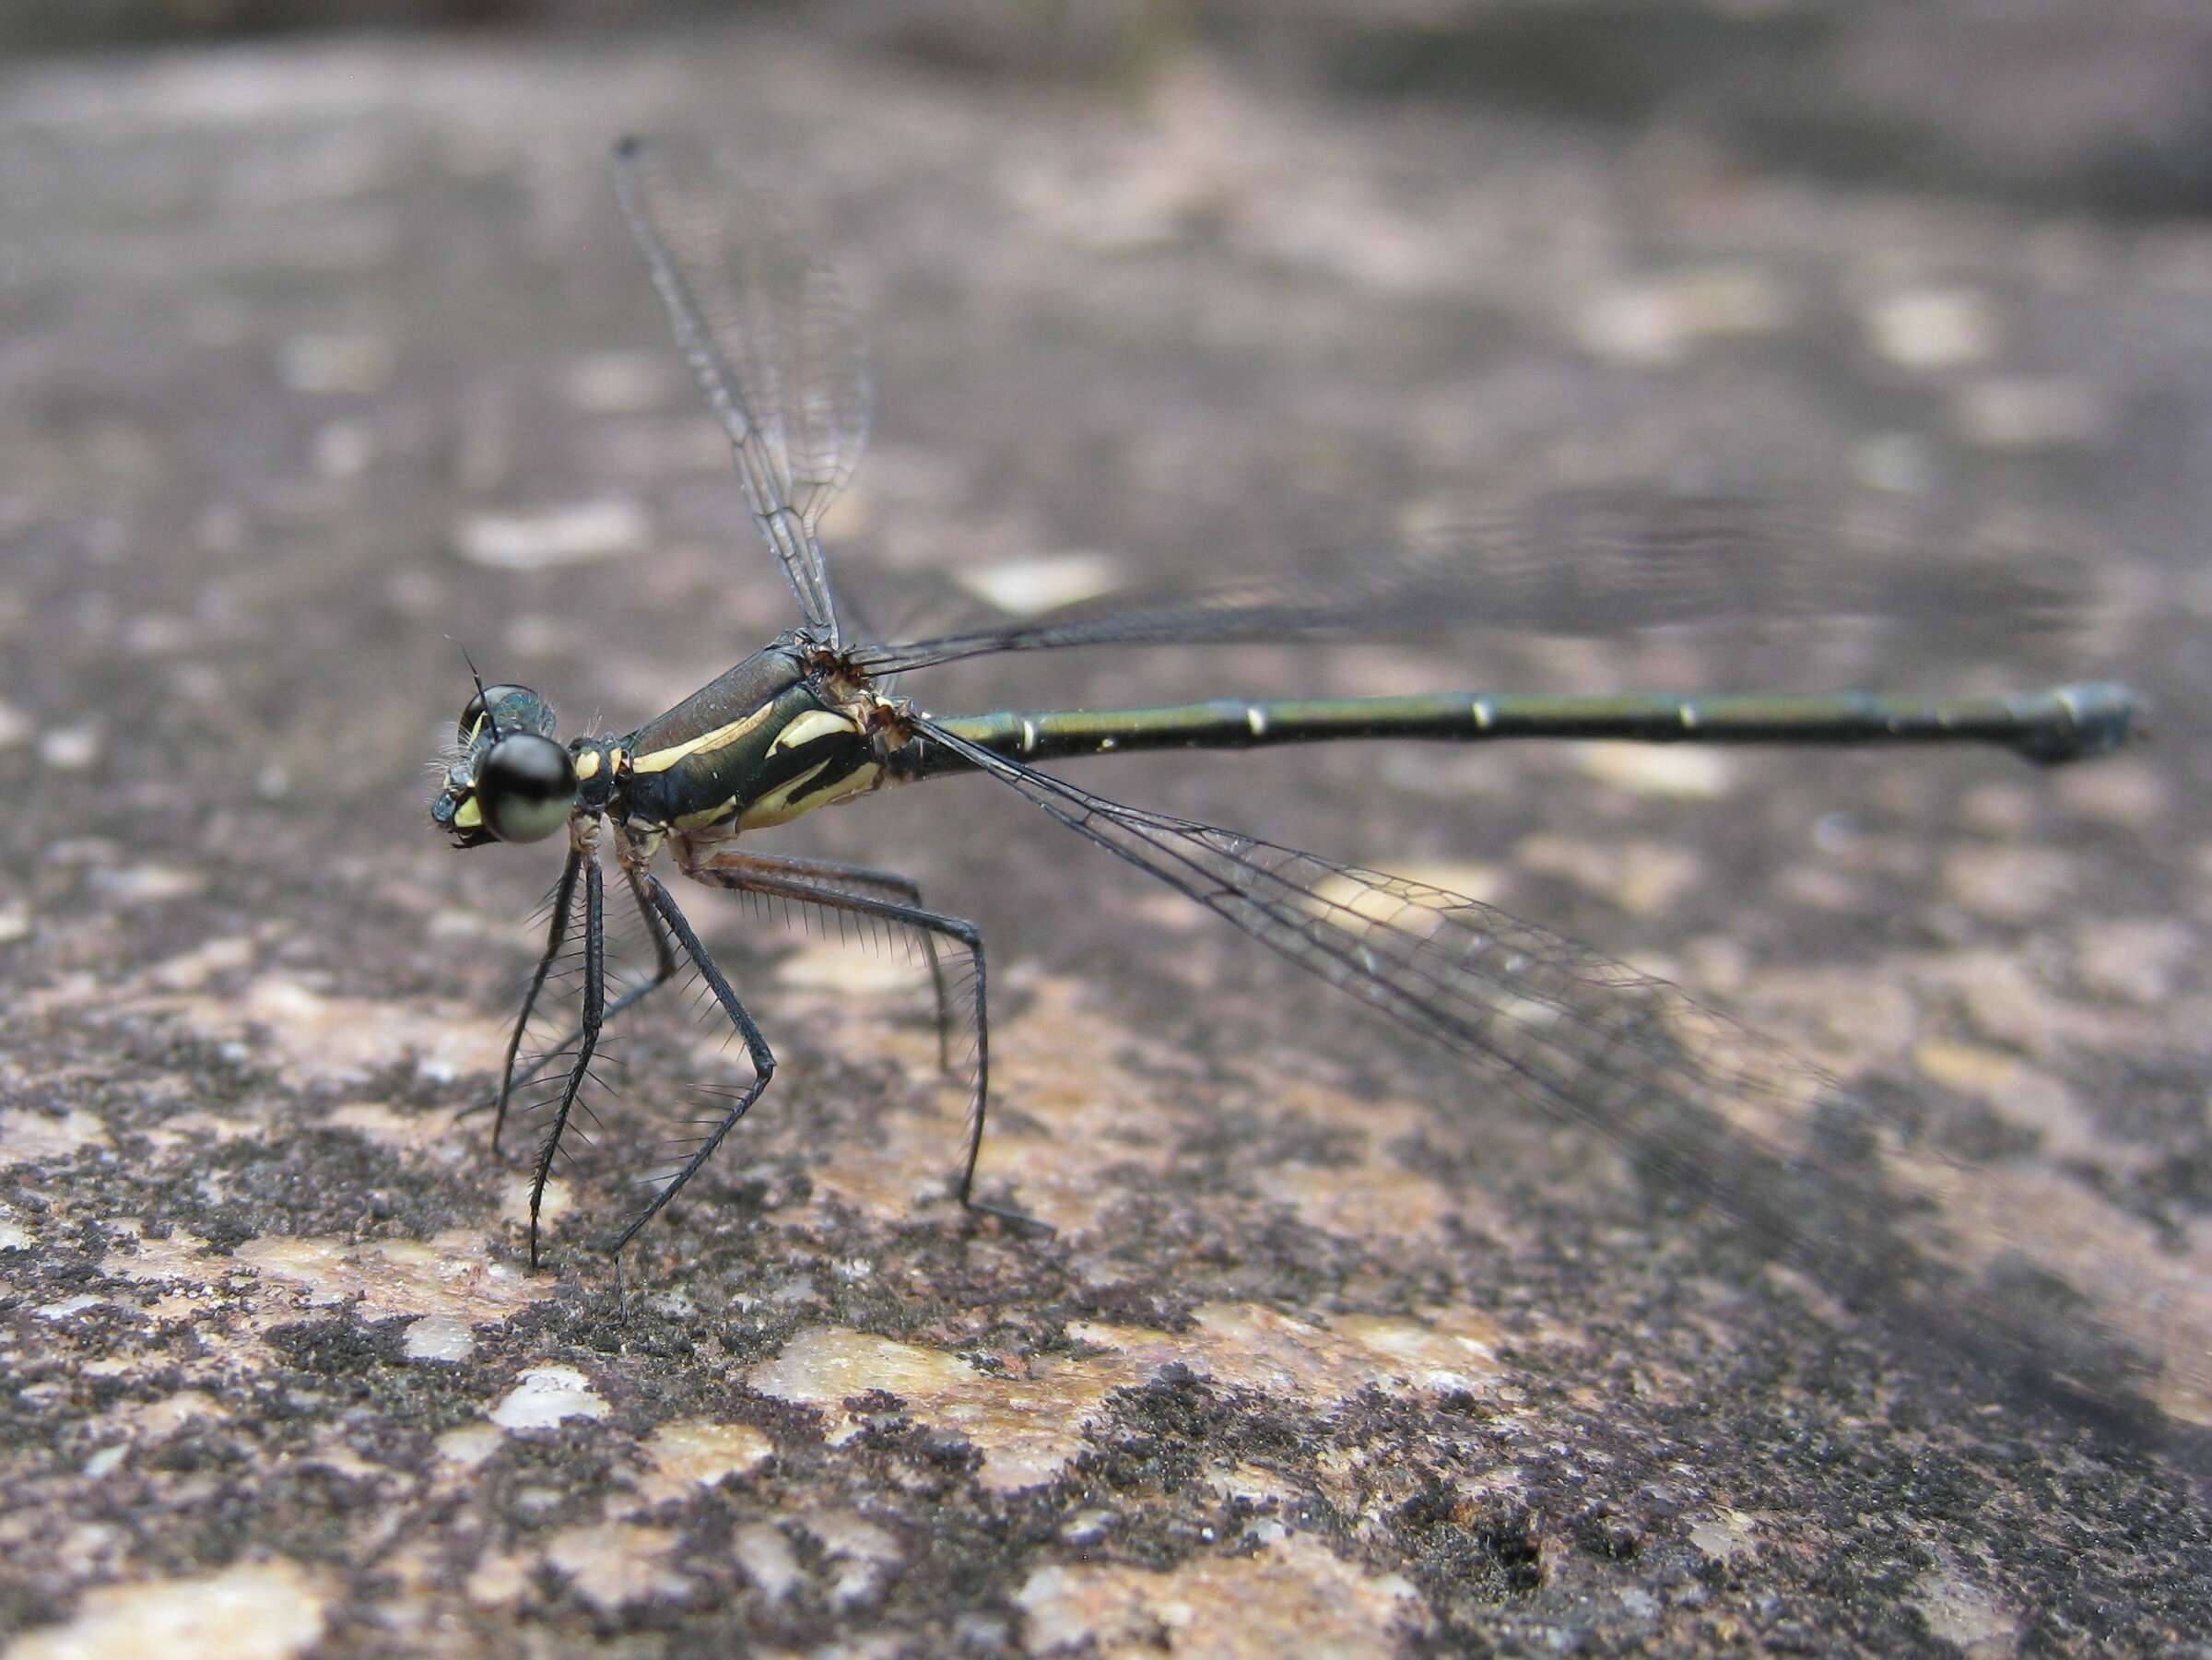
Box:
477;734;577;843
458;683;540;744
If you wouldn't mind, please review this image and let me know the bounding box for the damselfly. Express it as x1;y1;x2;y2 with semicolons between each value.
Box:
431;138;2178;1424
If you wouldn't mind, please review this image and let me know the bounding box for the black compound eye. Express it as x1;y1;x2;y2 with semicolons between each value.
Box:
477;734;577;843
457;683;542;744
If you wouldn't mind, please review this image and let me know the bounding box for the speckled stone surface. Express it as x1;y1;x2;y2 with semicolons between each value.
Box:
3;14;2210;1657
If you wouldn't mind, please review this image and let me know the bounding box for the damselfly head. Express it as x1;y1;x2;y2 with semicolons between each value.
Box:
430;683;577;848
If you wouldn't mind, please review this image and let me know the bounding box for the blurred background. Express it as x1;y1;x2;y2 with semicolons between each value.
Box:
18;0;2212;214
6;0;2205;957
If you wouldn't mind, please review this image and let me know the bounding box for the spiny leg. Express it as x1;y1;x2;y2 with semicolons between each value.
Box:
503;863;681;1105
526;853;603;1268
682;852;1038;1231
707;849;958;1069
606;872;778;1255
484;848;581;1158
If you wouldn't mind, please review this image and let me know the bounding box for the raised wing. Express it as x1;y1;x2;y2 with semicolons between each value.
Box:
910;712;2206;1445
612;135;870;643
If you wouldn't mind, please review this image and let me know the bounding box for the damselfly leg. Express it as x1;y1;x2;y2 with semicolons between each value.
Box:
596;871;779;1257
494;844;976;1258
525;855;605;1267
674;848;1036;1230
697;850;960;1069
483;859;679;1153
481;849;581;1158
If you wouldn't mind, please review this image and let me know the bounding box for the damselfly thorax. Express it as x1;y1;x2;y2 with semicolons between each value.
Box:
609;635;909;843
433;634;909;853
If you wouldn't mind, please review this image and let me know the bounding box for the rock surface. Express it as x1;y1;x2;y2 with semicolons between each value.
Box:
3;13;2209;1656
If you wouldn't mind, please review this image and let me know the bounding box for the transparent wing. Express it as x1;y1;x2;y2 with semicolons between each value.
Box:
612;135;870;642
857;492;2091;674
910;713;2206;1446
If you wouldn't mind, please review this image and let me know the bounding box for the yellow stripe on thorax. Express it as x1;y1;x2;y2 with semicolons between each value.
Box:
769;708;858;753
736;759;879;830
629;701;782;774
673;796;736;831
